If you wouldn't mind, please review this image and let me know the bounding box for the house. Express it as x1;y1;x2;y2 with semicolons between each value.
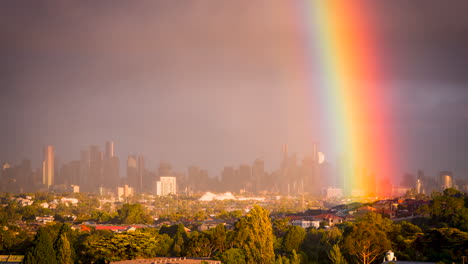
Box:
95;225;144;233
198;220;230;231
356;206;377;214
312;214;343;226
291;219;320;229
35;216;54;224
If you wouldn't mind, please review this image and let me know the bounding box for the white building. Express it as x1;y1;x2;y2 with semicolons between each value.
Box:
292;219;320;229
156;176;176;196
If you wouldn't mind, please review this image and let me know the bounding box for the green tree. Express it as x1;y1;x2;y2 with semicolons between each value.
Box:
328;244;348;264
233;205;275;264
343;222;391;264
220;248;246;264
23;228;58;264
54;233;72;264
117;203;153;224
282;225;305;254
414;227;468;263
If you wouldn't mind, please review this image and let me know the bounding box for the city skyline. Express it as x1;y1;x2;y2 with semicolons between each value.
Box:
1;1;468;181
1;140;464;198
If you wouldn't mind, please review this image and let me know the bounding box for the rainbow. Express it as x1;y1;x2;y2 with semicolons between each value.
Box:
295;1;395;197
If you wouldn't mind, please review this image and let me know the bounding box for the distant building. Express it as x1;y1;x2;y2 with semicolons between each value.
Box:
291;219;320;229
127;155;145;193
439;171;453;190
156;176;176;196
117;184;134;199
325;188;343;198
105;141;114;159
70;185;80;193
42;145;55;188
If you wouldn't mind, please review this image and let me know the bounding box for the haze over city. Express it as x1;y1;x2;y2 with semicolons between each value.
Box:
1;0;468;180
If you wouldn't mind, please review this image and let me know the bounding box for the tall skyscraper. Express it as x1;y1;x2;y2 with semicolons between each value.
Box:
105;141;114;159
79;149;90;191
42;145;55;188
252;159;265;193
127;155;137;188
127;155;145;193
103;141;119;189
89;145;103;192
439;171;454;190
221;166;236;192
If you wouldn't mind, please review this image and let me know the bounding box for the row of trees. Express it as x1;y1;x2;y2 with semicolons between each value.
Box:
7;188;468;263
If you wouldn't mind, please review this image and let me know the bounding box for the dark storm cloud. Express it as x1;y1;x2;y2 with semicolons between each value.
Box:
0;1;467;178
375;0;468;84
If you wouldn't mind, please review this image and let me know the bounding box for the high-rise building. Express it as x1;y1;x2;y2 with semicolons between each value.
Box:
127;155;137;187
89;145;103;192
439;171;453;190
252;159;265;193
238;164;251;189
221;166;236;192
105;141;114;159
79;149;90;191
156;176;177;196
158;162;172;177
103;141;119;189
127;155;145;193
42;145;55;188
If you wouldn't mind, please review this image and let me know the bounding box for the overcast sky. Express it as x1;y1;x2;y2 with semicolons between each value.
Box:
1;1;467;180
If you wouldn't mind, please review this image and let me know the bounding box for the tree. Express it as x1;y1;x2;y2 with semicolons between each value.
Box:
233;205;275;264
54;233;72;264
342;222;391;264
282;225;305;254
328;244;348;264
220;248;246;264
117;203;153;224
23;228;58;264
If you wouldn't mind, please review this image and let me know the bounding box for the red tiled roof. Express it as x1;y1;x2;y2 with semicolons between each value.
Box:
96;226;128;231
313;214;342;220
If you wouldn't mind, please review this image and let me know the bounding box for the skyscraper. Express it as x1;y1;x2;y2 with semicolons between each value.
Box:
89;145;104;192
252;159;265;193
103;141;119;189
127;155;145;193
42;145;55;188
105;141;114;159
439;171;453;190
79;149;90;191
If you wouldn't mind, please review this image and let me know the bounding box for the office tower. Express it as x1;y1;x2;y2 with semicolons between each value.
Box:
89;145;103;192
103;141;119;189
158;162;172;177
439;171;453;190
221;166;236;192
187;166;201;191
300;156;314;194
127;155;145;193
127;155;137;186
156;176;177;196
415;170;424;194
60;160;81;186
252;159;265;193
105;141;114;159
105;156;120;188
238;164;252;191
416;177;423;194
42;145;55;188
280;147;298;195
136;156;145;192
79;149;90;191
